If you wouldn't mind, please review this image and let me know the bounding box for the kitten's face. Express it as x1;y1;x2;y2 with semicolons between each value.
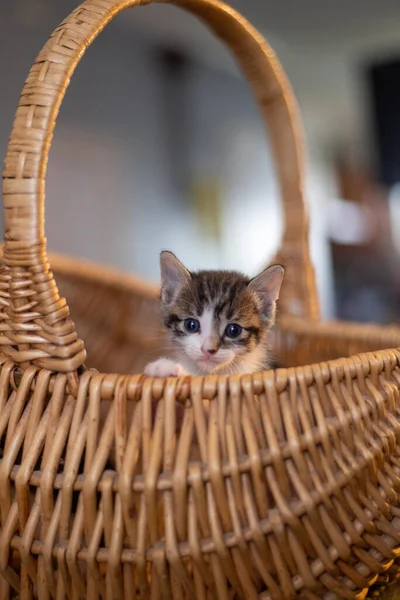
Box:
159;252;284;375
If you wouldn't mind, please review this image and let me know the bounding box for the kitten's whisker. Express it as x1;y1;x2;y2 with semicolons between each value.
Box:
146;348;181;357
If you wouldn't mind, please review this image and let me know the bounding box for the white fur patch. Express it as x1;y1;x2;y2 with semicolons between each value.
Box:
199;308;214;340
144;358;188;377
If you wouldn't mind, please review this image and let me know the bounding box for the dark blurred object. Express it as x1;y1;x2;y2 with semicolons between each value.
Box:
368;58;400;187
156;46;190;196
336;157;370;204
329;159;400;324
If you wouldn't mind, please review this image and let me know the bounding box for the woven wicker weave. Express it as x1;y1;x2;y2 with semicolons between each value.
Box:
2;0;400;598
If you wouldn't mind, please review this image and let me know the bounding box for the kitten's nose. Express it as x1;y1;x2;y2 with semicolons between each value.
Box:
206;348;217;355
201;337;219;356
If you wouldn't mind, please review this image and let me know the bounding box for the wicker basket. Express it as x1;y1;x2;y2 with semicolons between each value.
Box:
2;0;400;598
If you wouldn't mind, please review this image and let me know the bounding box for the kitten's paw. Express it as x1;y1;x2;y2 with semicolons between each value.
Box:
144;358;188;378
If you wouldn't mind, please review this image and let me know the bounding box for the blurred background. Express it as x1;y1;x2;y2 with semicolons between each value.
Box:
2;0;400;323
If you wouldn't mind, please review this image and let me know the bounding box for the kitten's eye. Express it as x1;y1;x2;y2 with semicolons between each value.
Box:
184;318;200;333
225;323;242;339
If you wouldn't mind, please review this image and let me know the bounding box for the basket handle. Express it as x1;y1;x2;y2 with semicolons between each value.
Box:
1;0;319;373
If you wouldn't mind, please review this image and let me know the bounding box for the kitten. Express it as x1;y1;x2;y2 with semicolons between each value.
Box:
144;251;284;377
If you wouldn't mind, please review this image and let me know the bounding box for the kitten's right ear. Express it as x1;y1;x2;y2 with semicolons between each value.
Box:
160;251;191;306
248;264;285;323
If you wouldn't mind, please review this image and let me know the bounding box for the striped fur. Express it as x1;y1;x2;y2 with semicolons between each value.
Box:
145;252;284;377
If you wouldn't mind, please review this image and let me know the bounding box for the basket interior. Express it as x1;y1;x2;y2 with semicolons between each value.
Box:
52;257;400;375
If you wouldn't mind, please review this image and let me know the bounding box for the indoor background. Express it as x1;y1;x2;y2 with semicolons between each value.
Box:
2;0;400;323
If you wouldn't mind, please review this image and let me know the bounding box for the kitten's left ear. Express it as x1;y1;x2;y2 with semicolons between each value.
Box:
248;264;285;322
